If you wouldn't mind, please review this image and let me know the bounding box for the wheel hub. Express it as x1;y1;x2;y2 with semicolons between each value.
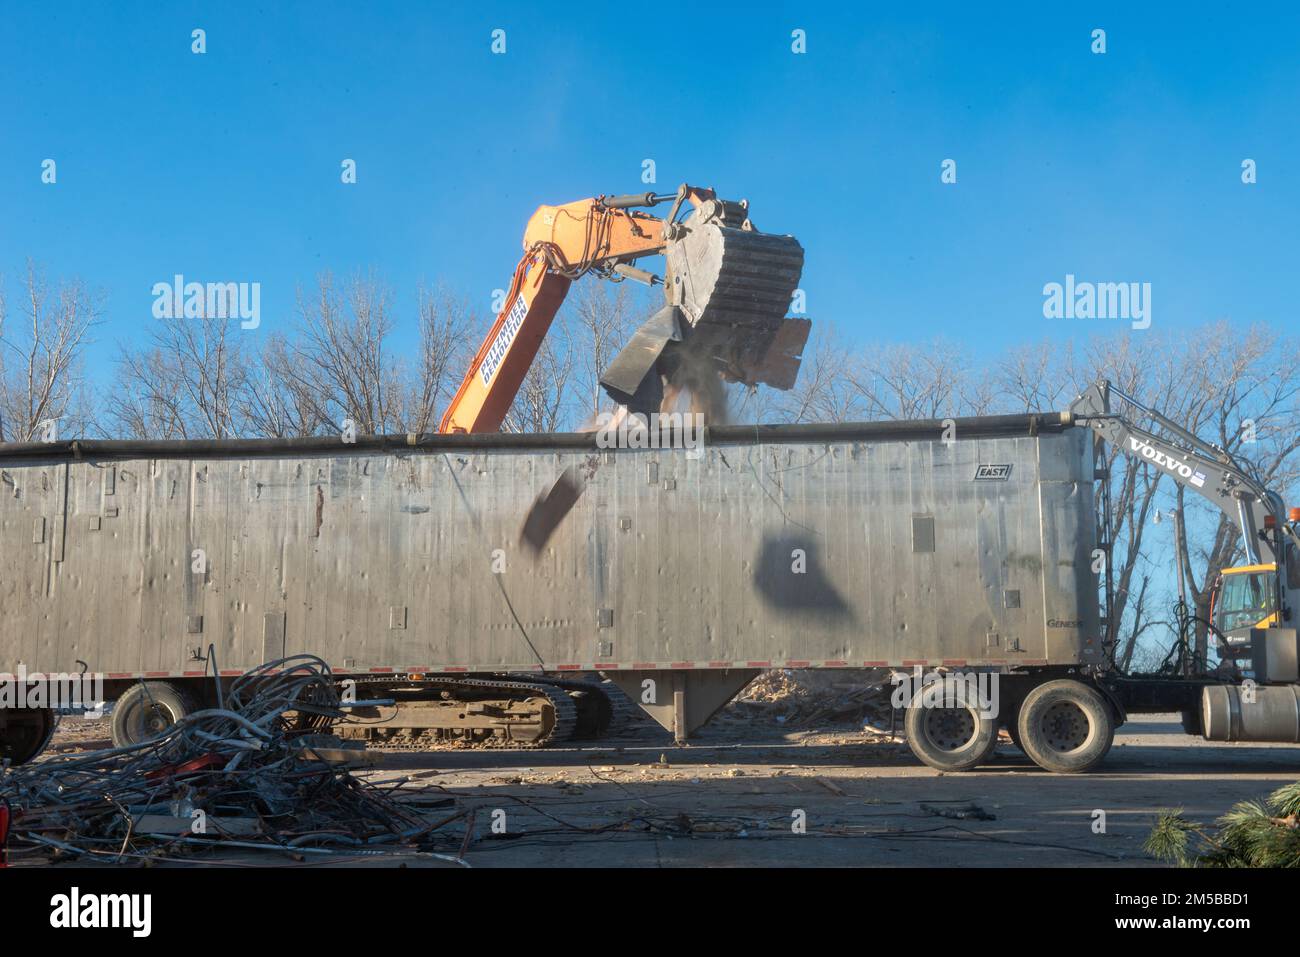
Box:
128;702;177;740
1040;701;1089;752
925;706;976;752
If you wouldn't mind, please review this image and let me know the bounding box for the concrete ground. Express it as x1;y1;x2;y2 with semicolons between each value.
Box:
29;709;1298;868
357;713;1299;868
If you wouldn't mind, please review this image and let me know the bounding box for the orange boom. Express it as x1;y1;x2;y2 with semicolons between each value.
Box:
439;184;808;434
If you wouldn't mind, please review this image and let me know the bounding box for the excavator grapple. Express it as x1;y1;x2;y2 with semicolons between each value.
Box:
443;182;808;434
665;200;807;376
599;189;808;413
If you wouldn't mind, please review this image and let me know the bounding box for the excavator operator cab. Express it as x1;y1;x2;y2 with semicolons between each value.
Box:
1211;565;1281;640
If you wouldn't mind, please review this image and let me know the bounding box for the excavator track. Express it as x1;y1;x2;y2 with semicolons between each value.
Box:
505;674;614;739
336;675;592;749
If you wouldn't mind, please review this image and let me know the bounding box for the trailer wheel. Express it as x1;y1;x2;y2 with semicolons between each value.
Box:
1016;680;1114;773
904;693;998;772
0;708;56;765
111;682;195;749
971;729;1001;766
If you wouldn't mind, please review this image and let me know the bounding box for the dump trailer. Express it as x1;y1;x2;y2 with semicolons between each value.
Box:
2;411;1296;772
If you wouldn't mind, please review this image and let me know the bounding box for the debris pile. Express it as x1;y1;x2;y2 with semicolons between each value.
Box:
727;669;898;731
0;656;464;865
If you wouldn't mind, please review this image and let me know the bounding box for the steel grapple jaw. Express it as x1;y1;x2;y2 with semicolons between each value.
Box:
665;199;808;389
600;194;809;415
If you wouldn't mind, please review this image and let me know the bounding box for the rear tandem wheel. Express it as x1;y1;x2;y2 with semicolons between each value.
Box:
1015;679;1115;773
904;692;999;772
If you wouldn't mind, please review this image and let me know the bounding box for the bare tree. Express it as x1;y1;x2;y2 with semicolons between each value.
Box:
239;333;324;438
566;278;647;426
107;307;250;440
503;321;576;433
846;339;972;420
401;284;478;434
272;272;409;435
993;339;1083;414
0;261;98;442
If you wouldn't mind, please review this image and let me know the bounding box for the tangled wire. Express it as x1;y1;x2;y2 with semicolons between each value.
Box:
0;656;464;865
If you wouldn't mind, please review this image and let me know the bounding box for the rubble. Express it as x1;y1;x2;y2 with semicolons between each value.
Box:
0;656;466;866
725;669;899;733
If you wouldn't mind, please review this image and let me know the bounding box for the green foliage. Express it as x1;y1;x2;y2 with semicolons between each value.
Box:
1145;782;1300;867
1143;807;1193;864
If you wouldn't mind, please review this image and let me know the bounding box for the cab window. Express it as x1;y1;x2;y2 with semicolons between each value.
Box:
1215;571;1277;632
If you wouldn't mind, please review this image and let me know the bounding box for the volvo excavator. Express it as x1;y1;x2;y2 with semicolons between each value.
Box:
1070;381;1300;743
339;183;808;749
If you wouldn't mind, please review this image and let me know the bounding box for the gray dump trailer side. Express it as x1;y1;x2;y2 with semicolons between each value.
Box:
1;416;1098;674
1;415;1124;771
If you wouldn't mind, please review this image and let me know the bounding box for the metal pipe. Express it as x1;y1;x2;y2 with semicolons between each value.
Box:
612;263;662;286
0;413;1077;462
600;192;673;209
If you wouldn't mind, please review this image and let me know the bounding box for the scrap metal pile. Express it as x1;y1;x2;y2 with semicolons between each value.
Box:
0;656;464;865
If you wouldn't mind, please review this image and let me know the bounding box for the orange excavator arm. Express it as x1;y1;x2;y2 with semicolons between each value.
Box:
438;190;708;434
439;184;807;434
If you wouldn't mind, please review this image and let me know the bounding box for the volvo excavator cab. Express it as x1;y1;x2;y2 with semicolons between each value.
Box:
1212;564;1282;651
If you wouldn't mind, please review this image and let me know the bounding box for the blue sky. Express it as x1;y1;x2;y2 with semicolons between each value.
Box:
2;2;1296;382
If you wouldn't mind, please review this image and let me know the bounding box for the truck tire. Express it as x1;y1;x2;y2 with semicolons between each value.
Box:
976;728;1001;764
0;708;56;765
1016;679;1114;773
904;693;998;772
111;682;195;749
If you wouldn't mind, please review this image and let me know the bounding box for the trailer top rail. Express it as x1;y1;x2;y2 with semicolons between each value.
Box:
0;412;1075;462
